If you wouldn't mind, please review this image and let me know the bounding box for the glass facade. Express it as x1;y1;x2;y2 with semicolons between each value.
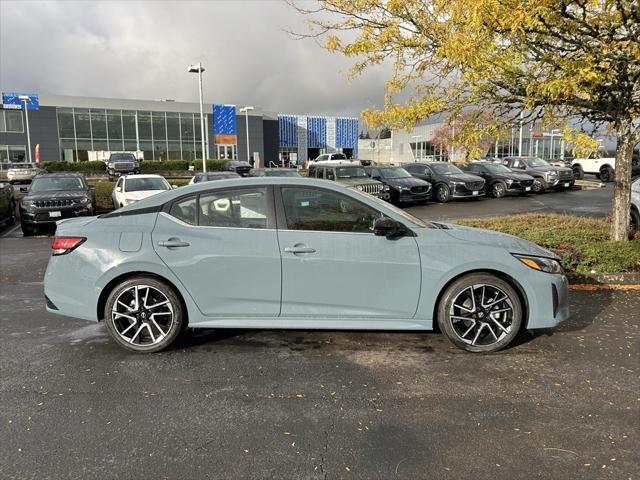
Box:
56;107;208;161
0;145;27;169
0;110;24;133
410;141;445;161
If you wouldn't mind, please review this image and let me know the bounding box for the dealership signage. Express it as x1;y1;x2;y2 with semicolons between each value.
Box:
1;92;40;110
213;104;237;144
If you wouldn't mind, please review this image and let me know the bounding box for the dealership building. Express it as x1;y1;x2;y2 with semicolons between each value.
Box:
0;92;359;169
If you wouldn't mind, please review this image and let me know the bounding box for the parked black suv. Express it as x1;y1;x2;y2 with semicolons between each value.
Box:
19;173;94;236
501;156;574;193
462;161;535;198
248;168;301;177
404;162;485;202
107;153;140;180
365;166;432;204
191;172;240;184
222;161;252;177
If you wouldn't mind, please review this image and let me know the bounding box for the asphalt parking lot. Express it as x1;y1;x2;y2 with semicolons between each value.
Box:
1;183;638;480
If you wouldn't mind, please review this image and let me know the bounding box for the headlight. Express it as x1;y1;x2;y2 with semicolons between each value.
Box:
356;186;363;191
22;200;37;209
506;179;514;185
451;181;465;185
77;197;91;205
547;171;558;176
108;162;114;168
382;185;390;191
399;186;410;191
514;254;563;274
123;198;139;205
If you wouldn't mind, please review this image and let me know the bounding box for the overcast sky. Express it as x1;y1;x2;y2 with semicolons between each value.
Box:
0;0;391;118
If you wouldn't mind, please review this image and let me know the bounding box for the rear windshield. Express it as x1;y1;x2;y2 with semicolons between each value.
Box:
125;177;170;192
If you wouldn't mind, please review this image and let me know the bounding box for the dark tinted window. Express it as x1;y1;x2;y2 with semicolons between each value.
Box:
169;196;197;225
281;187;382;233
199;188;268;229
326;169;335;180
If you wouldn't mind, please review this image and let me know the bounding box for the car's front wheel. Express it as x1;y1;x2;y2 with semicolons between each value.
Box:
532;177;547;194
490;181;507;198
435;184;451;203
104;276;185;353
437;273;523;353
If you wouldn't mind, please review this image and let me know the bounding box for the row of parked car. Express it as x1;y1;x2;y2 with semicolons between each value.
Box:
2;155;638;236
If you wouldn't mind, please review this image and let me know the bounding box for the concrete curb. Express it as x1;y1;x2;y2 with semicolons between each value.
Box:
567;272;640;285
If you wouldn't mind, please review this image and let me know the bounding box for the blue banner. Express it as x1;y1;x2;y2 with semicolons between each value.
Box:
213;104;237;134
307;116;327;148
2;92;39;110
336;117;358;149
278;115;298;147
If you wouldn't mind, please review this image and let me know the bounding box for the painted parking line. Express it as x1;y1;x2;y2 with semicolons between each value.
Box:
1;224;20;238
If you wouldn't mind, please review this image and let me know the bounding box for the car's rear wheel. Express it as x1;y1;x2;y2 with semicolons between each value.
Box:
435;184;451;203
572;164;584;180
600;166;614;183
437;273;523;353
104;276;185;353
491;181;506;198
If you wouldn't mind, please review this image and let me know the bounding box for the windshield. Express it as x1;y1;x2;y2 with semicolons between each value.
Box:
336;167;367;178
380;167;412;179
110;154;136;161
30;177;85;192
526;157;551;167
430;163;463;175
125;177;170;192
350;187;429;228
265;170;299;177
482;163;512;174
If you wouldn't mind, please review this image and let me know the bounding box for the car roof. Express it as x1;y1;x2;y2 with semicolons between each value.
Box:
122;174;165;179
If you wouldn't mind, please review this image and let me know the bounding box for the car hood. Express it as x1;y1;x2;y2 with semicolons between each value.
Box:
384;177;431;188
339;178;382;187
528;165;572;174
428;223;558;258
440;173;485;183
122;190;168;201
500;172;535;181
24;191;89;201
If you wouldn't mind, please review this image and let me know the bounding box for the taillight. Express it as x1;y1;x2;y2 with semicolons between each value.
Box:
51;236;86;256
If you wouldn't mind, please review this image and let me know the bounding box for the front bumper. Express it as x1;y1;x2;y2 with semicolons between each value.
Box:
548;177;574;188
108;169;140;177
396;189;432;203
526;273;570;329
20;206;92;226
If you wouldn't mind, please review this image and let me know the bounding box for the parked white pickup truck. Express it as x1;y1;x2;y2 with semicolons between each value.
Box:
572;153;640;182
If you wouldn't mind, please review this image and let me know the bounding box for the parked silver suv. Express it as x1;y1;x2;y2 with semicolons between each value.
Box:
502;156;574;193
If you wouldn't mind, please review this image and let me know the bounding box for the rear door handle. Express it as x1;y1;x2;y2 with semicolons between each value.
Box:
158;238;190;248
284;245;316;254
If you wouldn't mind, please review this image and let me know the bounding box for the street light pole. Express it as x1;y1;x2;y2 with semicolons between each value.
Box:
19;96;32;163
188;63;207;172
240;106;254;166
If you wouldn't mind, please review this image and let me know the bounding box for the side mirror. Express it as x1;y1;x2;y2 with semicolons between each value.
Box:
373;217;411;240
172;185;178;189
20;186;28;193
116;186;122;192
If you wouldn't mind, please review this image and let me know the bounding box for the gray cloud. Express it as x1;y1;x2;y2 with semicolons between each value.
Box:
0;0;391;118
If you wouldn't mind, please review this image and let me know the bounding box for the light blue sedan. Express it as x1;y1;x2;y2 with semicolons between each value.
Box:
44;177;569;353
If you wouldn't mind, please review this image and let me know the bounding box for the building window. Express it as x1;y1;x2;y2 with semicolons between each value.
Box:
74;108;91;139
106;110;123;140
122;111;137;139
8;145;27;162
137;111;152;140
90;109;107;139
2;110;24;133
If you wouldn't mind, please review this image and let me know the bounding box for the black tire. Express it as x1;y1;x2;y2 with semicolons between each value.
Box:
104;276;186;353
435;184;451;203
437;273;523;353
490;181;507;198
532;177;547;194
6;201;16;225
631;208;640;233
600;166;614;183
21;222;35;236
572;164;584;180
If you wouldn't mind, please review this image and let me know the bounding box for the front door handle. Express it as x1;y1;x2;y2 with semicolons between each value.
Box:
284;245;316;254
158;238;190;248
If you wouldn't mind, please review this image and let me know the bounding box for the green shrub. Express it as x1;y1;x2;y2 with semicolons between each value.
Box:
92;181;115;211
456;214;640;274
42;161;106;172
139;160;189;172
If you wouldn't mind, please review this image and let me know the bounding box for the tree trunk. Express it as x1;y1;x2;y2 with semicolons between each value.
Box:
610;119;636;241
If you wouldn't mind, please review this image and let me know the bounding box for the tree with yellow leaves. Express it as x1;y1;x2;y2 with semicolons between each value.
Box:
290;0;640;240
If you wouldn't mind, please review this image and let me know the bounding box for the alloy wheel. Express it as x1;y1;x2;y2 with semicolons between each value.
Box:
436;185;449;202
492;183;505;198
532;179;544;193
448;284;515;347
111;284;174;347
